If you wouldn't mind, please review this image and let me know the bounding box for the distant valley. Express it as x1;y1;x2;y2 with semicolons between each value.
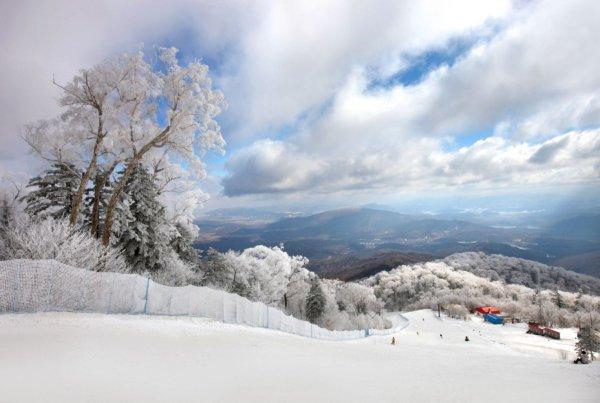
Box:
195;207;600;279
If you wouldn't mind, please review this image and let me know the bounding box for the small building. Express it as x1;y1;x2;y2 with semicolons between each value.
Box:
483;314;504;325
476;306;501;315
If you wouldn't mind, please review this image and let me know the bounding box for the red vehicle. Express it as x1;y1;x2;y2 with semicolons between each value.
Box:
527;322;560;339
543;328;561;340
527;322;544;336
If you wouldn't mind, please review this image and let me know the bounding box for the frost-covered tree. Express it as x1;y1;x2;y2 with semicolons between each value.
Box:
85;164;118;238
533;297;560;326
219;245;309;305
99;47;225;246
200;248;237;289
447;304;470;320
305;279;326;324
21;163;81;219
553;288;565;309
0;194;15;231
283;264;313;318
443;252;600;295
577;285;592;305
23;54;147;227
501;302;519;321
0;197;9;229
336;282;382;315
576;327;599;361
170;220;198;264
23;48;225;245
1;177;24;245
113;165;173;273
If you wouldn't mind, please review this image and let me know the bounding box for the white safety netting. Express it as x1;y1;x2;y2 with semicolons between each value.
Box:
0;259;402;340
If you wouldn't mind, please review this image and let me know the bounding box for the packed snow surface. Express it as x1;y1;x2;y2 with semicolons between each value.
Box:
0;310;598;402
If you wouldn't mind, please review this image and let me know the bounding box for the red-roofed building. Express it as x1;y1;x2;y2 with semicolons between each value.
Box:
475;306;501;315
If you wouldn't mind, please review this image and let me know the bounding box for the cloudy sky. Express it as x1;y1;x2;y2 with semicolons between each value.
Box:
1;0;599;212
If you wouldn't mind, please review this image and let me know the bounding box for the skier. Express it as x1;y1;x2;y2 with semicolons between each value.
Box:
465;336;470;342
440;333;443;339
391;337;396;345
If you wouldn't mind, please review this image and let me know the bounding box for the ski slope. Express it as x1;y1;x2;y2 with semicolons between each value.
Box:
0;310;598;402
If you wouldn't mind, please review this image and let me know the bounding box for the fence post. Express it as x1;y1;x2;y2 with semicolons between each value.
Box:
45;265;53;312
234;295;238;324
187;286;192;317
143;277;150;314
79;267;90;311
266;306;270;328
221;290;225;322
80;270;87;311
167;289;173;316
107;274;116;313
11;265;19;312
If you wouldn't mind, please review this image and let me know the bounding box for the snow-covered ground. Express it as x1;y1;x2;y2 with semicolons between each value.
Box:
0;310;598;402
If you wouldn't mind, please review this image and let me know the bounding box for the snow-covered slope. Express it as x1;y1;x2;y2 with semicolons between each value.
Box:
0;310;598;402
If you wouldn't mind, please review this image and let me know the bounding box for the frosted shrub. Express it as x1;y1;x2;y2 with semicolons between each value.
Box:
212;245;311;306
321;279;390;331
336;282;383;315
150;250;196;286
0;216;129;273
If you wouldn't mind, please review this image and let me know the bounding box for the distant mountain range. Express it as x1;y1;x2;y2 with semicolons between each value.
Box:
263;207;487;239
195;207;600;278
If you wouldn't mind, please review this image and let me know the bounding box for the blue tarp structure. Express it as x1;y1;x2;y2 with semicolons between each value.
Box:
483;314;504;325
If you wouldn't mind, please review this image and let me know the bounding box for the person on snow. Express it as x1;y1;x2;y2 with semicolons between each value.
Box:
465;336;470;342
440;333;443;339
391;337;396;345
574;351;590;364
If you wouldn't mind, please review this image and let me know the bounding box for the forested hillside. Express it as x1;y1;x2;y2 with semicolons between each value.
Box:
443;252;600;295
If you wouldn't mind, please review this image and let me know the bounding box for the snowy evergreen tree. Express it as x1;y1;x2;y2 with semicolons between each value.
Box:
305;279;326;323
113;165;173;273
171;221;198;264
552;288;565;309
576;327;599;361
21;163;81;219
199;248;249;296
199;248;230;287
0;195;12;230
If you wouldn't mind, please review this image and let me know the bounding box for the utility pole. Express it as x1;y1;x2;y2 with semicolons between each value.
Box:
536;267;543;322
